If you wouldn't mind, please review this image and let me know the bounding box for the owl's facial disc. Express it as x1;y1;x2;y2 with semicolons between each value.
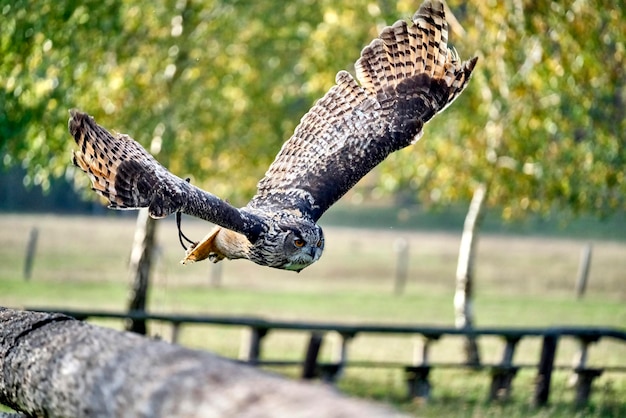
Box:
280;224;324;272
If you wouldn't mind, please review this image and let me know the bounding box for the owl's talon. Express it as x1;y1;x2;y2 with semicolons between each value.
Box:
176;210;196;250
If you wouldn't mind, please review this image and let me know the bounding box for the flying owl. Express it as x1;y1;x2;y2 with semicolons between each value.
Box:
69;0;477;272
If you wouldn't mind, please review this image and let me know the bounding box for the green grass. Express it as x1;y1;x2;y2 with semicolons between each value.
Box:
338;369;626;417
1;213;625;416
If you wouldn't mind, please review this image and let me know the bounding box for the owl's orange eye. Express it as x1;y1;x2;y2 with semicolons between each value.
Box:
294;238;306;248
316;239;324;248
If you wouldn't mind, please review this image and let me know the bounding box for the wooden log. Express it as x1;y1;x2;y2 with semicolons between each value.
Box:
0;307;403;418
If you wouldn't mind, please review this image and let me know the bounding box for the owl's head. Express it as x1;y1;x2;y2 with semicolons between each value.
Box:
256;214;324;272
280;221;324;272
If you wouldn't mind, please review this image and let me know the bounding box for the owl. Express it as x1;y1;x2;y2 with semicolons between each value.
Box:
70;1;477;272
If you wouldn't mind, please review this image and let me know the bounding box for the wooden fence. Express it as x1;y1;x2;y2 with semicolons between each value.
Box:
31;308;626;408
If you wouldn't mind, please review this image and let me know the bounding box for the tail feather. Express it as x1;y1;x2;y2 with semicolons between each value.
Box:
354;0;476;120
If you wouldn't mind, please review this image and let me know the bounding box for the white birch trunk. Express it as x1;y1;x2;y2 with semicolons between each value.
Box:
454;183;487;365
126;208;157;334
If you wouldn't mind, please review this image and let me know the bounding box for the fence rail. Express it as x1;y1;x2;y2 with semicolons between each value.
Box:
31;308;626;408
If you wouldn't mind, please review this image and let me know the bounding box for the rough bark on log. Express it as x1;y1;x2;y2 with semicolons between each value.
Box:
0;307;403;418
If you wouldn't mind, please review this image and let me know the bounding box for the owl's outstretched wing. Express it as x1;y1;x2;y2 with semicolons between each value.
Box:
248;1;477;221
69;110;263;242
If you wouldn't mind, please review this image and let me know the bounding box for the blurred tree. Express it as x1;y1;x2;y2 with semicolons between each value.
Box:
3;0;623;232
1;0;393;202
1;0;123;191
380;1;625;216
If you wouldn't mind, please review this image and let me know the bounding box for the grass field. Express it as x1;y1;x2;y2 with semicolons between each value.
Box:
0;210;625;417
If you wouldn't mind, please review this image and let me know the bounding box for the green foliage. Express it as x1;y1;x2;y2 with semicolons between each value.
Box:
1;0;124;189
380;1;625;219
0;0;387;204
1;0;624;215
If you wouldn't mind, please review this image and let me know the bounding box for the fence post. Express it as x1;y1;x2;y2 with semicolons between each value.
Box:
488;336;520;402
575;244;593;298
239;327;268;365
23;227;39;280
573;368;603;408
533;332;559;407
569;336;603;408
302;332;324;380
406;334;439;402
210;262;223;288
321;332;354;382
394;238;409;295
170;321;182;344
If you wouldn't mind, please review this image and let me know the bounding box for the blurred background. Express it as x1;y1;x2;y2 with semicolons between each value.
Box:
1;0;625;416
